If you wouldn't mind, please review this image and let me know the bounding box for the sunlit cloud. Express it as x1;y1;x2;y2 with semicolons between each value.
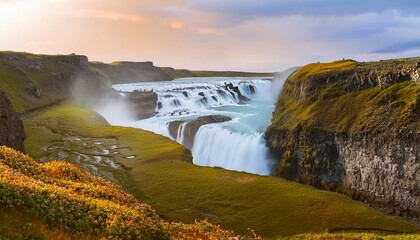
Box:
168;20;185;29
69;9;142;22
196;28;225;35
1;0;420;71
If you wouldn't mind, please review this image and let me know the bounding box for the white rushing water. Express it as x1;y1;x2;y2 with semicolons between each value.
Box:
111;69;296;175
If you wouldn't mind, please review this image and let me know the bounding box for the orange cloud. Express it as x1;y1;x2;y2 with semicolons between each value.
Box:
70;9;142;22
197;28;226;35
168;20;185;29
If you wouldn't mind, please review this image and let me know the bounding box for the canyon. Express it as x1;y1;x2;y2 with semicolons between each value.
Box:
0;52;418;238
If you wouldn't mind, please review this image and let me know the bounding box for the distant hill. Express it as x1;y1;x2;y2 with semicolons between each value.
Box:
161;67;274;79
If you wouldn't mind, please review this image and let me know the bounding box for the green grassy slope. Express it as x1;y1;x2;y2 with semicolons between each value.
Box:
23;103;419;238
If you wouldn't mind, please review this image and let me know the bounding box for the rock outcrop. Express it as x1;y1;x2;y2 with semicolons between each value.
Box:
169;115;232;149
266;58;420;223
0;91;25;152
126;90;158;120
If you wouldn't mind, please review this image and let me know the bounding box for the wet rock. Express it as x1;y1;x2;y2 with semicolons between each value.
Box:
224;83;250;102
168;115;232;149
126;90;158;120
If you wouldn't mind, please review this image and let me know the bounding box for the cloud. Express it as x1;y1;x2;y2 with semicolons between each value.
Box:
186;0;420;17
168;20;185;29
196;28;225;35
2;0;420;72
182;0;420;29
372;39;420;54
68;8;142;22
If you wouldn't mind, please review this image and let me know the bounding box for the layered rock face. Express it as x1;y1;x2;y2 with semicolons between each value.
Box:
0;91;25;152
266;58;420;222
336;136;418;218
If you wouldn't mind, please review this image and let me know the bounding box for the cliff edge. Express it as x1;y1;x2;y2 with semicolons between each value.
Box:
266;58;420;223
0;91;25;152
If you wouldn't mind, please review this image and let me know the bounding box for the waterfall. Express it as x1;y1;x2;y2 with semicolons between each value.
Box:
113;78;271;116
111;74;294;176
192;124;274;175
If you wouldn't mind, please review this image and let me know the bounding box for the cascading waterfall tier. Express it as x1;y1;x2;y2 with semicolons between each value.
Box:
112;75;292;175
114;78;270;117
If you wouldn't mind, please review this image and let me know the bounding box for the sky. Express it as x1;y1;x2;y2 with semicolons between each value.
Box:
1;0;420;72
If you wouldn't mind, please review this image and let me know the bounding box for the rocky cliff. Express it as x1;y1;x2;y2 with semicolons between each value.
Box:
90;61;173;84
0;91;25;152
0;52;110;113
266;58;420;223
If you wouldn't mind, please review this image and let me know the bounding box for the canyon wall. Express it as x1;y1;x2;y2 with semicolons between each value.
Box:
266;58;420;223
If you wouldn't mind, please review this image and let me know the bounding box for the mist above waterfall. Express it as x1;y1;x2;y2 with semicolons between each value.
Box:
271;67;299;99
92;98;136;126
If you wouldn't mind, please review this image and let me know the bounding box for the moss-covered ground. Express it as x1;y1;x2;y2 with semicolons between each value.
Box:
23;103;419;238
269;59;420;134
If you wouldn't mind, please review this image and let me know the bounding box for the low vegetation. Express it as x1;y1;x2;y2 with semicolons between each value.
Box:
285;232;420;240
0;146;242;239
